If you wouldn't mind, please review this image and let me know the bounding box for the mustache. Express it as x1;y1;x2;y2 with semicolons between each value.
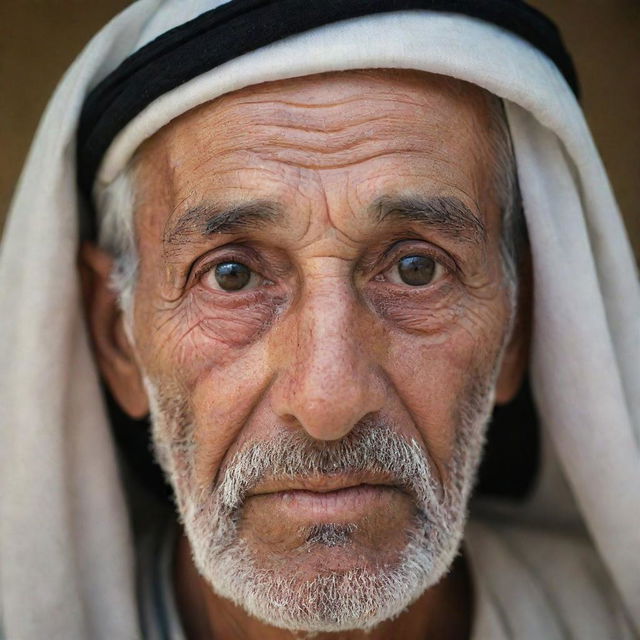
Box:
213;419;443;517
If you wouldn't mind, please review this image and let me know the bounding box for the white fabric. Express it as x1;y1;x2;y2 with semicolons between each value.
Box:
1;1;638;638
465;522;636;639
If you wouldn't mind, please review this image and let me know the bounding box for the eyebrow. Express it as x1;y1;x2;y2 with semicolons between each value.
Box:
371;195;486;246
164;199;281;246
164;194;485;248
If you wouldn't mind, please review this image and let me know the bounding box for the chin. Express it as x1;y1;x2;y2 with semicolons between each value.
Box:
187;505;466;632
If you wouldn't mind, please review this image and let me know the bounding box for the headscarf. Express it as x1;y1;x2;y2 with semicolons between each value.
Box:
1;1;638;638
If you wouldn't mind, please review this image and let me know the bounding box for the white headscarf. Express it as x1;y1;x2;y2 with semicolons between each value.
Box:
1;1;638;638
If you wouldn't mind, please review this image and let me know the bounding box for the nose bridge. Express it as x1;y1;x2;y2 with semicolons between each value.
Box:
303;283;360;384
271;278;385;441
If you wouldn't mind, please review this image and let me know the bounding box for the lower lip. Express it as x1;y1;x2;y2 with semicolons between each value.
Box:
251;484;404;521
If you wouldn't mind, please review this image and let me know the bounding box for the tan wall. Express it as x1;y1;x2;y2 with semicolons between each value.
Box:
1;1;638;254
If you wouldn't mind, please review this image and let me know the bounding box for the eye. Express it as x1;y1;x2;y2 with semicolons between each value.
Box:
385;255;444;287
203;261;262;292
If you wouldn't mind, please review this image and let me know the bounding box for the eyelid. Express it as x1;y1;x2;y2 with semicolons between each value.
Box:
367;239;458;279
382;254;447;287
188;246;265;288
202;262;264;293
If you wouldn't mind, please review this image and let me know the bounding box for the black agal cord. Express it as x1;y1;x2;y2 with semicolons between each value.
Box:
77;0;578;207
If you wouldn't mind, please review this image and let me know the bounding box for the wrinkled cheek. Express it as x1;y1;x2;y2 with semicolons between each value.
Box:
142;300;279;493
174;343;275;492
383;323;498;476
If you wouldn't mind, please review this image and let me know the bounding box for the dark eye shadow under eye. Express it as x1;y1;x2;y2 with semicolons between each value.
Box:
214;261;251;291
397;255;436;286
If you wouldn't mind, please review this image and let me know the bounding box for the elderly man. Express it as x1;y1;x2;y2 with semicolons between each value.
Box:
1;1;639;639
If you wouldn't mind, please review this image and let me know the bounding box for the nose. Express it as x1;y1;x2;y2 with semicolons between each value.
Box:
269;280;386;441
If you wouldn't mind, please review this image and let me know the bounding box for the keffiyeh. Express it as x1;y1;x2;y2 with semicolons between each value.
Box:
1;1;638;637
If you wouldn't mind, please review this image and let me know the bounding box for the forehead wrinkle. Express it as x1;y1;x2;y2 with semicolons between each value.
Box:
139;70;496;258
209;118;432;161
231;94;433;111
214;96;442;131
247;112;400;136
197;109;487;176
249;149;443;173
189;97;462;157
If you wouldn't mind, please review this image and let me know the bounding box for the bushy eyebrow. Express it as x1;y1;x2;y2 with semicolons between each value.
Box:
164;200;282;246
371;195;486;246
163;194;485;248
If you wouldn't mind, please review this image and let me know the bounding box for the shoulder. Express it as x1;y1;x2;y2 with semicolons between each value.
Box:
465;518;636;640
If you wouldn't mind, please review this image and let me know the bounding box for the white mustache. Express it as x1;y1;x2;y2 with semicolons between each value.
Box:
214;421;443;517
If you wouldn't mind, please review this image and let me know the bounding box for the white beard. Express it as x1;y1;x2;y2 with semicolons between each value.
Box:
144;373;496;633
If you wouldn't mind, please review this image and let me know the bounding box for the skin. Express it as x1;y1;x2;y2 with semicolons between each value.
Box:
81;69;528;640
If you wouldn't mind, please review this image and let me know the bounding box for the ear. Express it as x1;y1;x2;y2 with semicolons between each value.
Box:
494;252;532;405
79;242;149;418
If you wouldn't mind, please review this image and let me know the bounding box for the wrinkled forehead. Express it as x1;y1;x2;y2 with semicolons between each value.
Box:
122;69;506;263
142;68;493;143
133;69;497;200
83;4;578;205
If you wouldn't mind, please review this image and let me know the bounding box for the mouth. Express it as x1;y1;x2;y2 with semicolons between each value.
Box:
246;475;409;521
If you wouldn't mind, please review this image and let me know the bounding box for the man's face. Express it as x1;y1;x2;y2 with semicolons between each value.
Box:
108;70;521;631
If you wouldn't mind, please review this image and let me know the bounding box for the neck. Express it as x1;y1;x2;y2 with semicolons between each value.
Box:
173;531;473;640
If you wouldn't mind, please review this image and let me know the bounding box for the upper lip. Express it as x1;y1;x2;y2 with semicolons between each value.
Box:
246;472;403;497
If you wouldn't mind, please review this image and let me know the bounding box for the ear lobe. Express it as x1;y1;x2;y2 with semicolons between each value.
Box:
79;242;149;418
494;253;532;406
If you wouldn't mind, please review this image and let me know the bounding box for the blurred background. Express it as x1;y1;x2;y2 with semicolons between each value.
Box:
1;0;638;255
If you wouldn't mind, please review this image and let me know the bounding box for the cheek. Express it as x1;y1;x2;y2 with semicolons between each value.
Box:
384;298;506;469
140;292;285;490
187;353;272;491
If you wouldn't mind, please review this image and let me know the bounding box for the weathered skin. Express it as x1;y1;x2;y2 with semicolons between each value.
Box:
83;69;527;640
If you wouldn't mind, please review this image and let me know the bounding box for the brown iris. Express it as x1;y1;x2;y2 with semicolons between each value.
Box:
397;255;436;286
214;262;251;291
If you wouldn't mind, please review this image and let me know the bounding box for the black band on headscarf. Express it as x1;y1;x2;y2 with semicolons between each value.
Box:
77;0;578;209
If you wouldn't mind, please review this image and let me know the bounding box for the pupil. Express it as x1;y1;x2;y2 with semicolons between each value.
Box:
214;262;251;291
398;255;435;286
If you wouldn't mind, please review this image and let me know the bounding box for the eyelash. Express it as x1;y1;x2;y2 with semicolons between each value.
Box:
370;240;456;280
191;250;264;286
